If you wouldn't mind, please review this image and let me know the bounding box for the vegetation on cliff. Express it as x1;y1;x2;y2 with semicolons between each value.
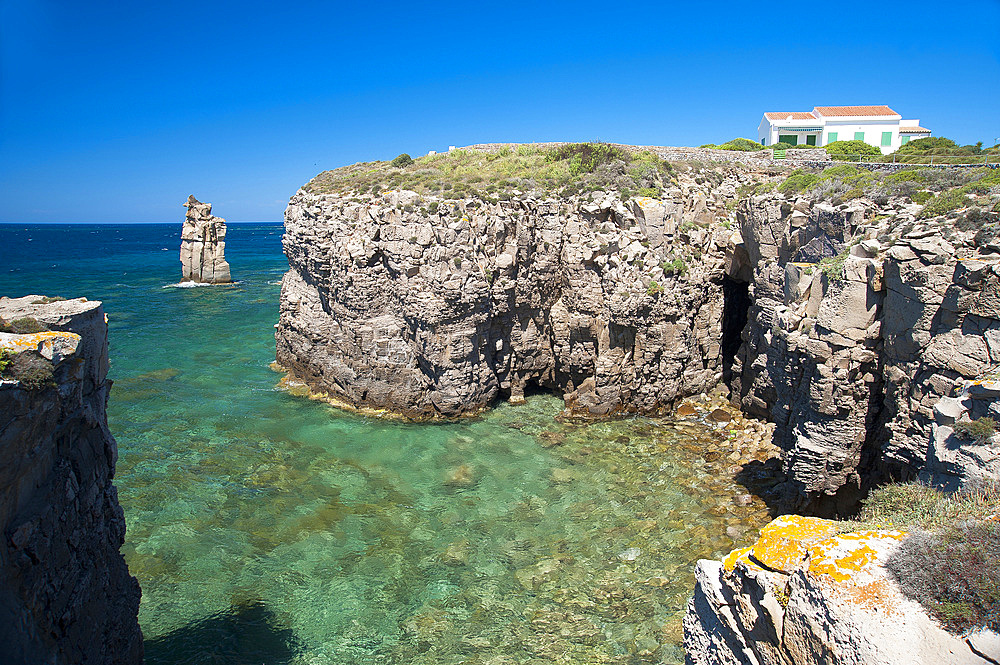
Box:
852;482;1000;635
303;143;674;201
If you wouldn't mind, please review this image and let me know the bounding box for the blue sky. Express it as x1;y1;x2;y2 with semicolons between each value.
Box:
1;0;998;223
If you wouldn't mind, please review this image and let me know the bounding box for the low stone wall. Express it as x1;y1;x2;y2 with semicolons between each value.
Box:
0;296;143;664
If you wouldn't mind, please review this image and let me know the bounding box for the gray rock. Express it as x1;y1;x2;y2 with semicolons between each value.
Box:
180;195;231;283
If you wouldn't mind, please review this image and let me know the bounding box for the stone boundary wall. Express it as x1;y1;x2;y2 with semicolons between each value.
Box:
457;143;997;171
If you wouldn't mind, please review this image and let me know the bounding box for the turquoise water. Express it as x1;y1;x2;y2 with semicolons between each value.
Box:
1;223;767;664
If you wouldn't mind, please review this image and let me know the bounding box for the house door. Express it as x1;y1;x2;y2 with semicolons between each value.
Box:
806;135;817;146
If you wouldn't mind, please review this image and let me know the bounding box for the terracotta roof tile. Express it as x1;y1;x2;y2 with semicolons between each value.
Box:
899;126;931;133
764;112;817;120
813;105;898;117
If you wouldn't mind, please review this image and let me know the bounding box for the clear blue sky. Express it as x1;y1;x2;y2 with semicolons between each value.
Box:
2;0;998;223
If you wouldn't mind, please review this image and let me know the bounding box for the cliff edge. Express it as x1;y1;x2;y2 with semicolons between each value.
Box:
0;296;143;664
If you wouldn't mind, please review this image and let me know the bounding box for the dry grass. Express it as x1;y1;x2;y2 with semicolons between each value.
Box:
302;143;674;201
851;480;999;532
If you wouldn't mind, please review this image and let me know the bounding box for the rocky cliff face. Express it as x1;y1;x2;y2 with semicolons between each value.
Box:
276;169;758;419
0;296;143;664
180;194;231;283
730;191;1000;512
683;514;999;665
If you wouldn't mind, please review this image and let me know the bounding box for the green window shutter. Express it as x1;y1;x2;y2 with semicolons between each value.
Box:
778;134;797;146
827;132;838;144
901;135;910;145
806;135;817;146
854;131;865;141
881;131;892;146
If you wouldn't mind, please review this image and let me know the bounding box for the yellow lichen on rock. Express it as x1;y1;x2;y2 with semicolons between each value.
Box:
0;331;82;362
722;546;754;572
750;515;841;573
807;529;906;583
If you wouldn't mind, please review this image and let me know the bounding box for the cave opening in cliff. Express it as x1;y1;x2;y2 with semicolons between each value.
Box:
721;276;751;384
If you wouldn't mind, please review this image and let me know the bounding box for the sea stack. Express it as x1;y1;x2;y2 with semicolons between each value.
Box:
180;195;232;283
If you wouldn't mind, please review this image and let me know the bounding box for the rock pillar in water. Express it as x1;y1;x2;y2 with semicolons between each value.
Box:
180;195;232;283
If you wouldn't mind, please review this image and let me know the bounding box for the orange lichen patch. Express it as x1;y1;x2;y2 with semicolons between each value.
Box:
0;331;81;355
807;530;906;583
750;515;841;573
723;546;754;572
833;578;902;616
633;196;661;209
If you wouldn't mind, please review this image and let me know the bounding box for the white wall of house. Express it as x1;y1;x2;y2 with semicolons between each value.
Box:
758;113;931;154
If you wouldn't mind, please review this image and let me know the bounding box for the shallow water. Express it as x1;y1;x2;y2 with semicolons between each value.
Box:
1;223;767;664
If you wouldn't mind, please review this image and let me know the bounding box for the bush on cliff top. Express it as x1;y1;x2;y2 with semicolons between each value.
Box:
304;143;675;201
825;140;882;161
0;350;55;390
0;316;48;334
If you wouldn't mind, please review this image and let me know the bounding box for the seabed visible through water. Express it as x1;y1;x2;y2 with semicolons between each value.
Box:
0;223;773;665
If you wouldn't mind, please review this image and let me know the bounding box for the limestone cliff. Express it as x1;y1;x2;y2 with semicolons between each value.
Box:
0;296;143;664
730;188;1000;512
276;168;756;419
683;515;999;665
180;194;232;283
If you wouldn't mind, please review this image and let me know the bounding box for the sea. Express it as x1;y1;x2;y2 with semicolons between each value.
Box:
0;222;767;665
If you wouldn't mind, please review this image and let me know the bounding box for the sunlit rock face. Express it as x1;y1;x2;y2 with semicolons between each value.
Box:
0;296;143;665
274;170;765;420
180;195;231;283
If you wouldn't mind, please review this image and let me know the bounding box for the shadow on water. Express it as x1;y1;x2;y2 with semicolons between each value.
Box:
144;599;301;665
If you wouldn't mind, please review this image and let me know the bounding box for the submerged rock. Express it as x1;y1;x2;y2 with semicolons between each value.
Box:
180;195;231;283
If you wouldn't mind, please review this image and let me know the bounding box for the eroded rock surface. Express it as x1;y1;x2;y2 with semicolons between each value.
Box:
684;515;999;665
277;172;757;419
0;296;143;664
731;193;1000;511
180;194;231;283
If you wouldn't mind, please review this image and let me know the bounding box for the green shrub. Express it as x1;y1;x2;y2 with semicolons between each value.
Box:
646;281;663;295
636;187;660;198
453;257;462;268
953;417;997;444
855;481;1000;531
825;140;882;161
390;153;414;168
911;190;933;204
0;348;12;375
5;351;55;390
2;317;49;334
887;519;1000;634
661;257;687;276
31;296;66;305
918;188;970;219
717;138;763;152
698;144;717;149
818;248;849;281
778;169;819;194
770;142;796;151
547;142;632;176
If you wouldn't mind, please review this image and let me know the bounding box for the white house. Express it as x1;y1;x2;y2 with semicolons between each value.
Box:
757;106;932;154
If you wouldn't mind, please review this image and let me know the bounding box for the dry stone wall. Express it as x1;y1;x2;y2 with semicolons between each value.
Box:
0;296;143;665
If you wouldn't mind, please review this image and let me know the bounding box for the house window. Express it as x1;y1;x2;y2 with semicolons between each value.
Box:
854;131;865;141
806;135;817;146
901;135;910;145
881;132;892;147
761;137;766;146
778;134;797;146
827;132;838;144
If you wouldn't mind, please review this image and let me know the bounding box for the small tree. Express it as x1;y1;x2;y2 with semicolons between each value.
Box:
390;153;414;168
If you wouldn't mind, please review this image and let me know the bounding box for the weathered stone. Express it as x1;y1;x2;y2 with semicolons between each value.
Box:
180;195;231;283
0;296;143;665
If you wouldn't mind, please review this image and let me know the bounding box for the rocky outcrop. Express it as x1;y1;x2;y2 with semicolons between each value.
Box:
683;515;1000;665
276;171;759;419
0;296;143;664
730;193;1000;512
180;194;231;283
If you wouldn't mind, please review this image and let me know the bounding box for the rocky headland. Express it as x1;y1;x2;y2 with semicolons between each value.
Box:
180;194;232;283
0;296;143;664
275;144;1000;663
